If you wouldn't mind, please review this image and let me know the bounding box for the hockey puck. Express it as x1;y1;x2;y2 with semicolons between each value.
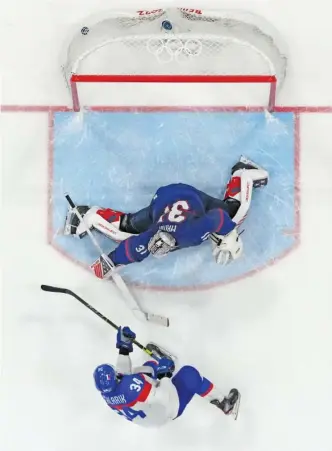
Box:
81;27;89;35
162;20;173;31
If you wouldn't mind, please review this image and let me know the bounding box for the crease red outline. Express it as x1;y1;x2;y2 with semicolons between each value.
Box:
3;103;331;292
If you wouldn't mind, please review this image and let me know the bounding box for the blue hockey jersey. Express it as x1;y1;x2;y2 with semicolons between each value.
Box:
99;369;180;427
109;183;236;266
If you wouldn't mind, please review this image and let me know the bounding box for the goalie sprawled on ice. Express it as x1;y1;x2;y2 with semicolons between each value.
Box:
64;156;268;278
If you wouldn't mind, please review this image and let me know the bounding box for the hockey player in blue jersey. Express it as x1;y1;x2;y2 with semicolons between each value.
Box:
65;156;268;276
94;325;240;427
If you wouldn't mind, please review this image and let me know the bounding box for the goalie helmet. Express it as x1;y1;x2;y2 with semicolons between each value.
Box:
93;364;117;393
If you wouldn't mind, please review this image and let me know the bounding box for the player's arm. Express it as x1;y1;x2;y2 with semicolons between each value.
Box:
179;209;243;265
108;228;157;266
203;208;236;236
115;327;136;375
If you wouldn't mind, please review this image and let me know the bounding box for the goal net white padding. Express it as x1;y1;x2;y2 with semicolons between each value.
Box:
61;8;287;108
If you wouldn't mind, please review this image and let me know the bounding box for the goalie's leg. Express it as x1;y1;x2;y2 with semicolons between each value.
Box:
64;204;154;241
223;155;269;225
63;205;134;241
64;204;153;241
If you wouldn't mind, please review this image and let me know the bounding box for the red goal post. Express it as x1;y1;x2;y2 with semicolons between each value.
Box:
70;74;277;112
62;8;285;112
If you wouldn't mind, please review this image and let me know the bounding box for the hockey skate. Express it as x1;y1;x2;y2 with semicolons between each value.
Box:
232;155;268;188
145;342;178;366
211;388;241;420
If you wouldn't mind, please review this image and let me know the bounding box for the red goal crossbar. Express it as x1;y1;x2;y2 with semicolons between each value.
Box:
70;74;277;112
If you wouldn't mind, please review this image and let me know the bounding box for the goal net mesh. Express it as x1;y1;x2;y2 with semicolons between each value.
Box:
61;8;287;109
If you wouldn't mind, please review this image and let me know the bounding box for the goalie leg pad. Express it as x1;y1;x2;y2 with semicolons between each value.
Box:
64;205;136;242
223;156;269;225
91;208;135;242
232;155;269;187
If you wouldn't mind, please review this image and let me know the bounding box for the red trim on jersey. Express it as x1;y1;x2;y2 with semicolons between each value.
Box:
125;238;135;263
215;209;224;232
200;383;214;398
114;377;152;409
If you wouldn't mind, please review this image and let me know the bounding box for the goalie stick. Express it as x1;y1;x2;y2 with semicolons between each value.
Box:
40;284;161;359
64;194;169;327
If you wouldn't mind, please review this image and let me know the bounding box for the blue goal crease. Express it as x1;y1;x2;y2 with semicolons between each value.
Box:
51;111;296;289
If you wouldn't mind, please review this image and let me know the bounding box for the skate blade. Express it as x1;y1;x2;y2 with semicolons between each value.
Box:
240;155;261;169
231;392;241;421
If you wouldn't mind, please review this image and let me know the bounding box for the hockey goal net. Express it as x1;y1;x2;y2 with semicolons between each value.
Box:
61;8;287;111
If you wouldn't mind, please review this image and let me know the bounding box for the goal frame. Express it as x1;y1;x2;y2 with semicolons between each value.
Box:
69;74;277;113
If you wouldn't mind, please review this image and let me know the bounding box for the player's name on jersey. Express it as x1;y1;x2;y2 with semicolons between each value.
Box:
159;224;177;233
104;394;127;405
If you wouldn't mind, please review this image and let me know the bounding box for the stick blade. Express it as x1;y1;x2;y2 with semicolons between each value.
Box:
41;285;67;293
146;313;170;327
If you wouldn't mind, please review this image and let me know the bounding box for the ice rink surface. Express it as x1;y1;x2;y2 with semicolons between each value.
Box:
1;1;332;451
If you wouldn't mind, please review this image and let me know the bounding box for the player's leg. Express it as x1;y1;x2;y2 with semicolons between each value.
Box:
208;157;268;265
195;190;242;223
222;155;268;225
122;206;153;234
64;205;134;241
194;189;230;212
171;365;239;418
141;344;240;418
198;156;268;224
64;203;154;241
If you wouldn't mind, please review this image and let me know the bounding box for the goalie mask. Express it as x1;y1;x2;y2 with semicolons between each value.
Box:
148;230;177;258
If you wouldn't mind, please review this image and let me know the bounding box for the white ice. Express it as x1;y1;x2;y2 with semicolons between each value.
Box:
1;1;332;451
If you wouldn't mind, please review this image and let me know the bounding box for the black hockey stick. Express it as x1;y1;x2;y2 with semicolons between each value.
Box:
40;284;159;359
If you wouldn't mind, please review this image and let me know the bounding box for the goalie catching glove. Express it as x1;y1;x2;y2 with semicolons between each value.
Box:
210;228;243;265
